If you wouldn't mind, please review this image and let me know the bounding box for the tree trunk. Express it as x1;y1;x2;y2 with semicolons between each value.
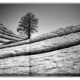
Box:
1;32;80;58
28;19;31;39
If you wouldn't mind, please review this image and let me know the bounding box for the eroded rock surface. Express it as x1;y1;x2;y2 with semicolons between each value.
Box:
0;32;80;59
0;25;80;76
0;44;80;76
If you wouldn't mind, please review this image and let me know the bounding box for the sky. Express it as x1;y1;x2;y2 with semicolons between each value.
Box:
0;4;80;38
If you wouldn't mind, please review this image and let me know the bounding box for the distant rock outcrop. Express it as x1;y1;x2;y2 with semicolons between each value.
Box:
0;23;14;34
0;24;24;42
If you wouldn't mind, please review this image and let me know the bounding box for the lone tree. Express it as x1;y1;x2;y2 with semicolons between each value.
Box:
17;12;38;39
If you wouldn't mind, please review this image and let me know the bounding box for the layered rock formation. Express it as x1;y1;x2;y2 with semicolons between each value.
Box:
0;25;80;76
0;24;24;44
1;25;80;49
0;44;80;76
0;32;80;59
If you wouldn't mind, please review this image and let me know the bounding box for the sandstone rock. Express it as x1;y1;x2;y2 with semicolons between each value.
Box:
0;24;24;41
0;38;10;43
30;25;80;43
0;25;80;76
0;44;80;76
1;25;80;49
1;32;80;59
0;33;22;41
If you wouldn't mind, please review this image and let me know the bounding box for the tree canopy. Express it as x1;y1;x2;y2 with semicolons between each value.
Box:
17;12;38;39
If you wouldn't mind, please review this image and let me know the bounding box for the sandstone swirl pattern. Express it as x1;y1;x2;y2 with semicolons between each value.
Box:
0;45;80;76
0;25;80;76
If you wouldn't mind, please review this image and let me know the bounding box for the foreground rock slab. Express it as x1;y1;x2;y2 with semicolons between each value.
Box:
0;44;80;76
